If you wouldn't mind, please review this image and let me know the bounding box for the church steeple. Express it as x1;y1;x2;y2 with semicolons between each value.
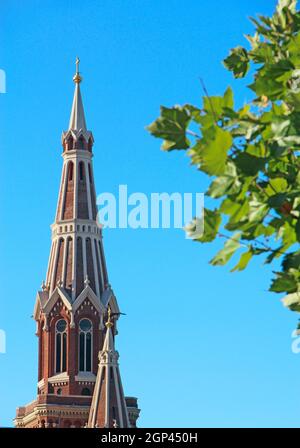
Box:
15;60;140;429
88;308;130;428
45;58;103;299
69;57;87;131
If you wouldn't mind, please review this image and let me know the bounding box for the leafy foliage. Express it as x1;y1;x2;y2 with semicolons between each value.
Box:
147;0;300;320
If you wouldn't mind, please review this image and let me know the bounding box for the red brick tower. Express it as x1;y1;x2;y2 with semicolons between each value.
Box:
14;59;140;429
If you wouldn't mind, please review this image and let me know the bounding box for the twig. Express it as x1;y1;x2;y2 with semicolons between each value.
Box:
186;129;201;139
199;77;218;125
217;232;285;255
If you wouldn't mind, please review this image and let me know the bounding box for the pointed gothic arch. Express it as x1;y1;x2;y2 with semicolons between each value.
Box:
68;161;74;181
66;134;74;151
79;161;84;181
55;319;67;374
79;318;93;373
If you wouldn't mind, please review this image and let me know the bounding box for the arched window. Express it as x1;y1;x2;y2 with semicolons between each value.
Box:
88;137;93;152
81;387;91;396
67;135;73;151
79;319;92;372
68;161;74;181
55;319;67;373
78;135;85;150
79;161;84;181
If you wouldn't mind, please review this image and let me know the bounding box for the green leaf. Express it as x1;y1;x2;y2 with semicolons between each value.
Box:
265;247;284;265
287;34;300;66
265;178;288;196
231;249;253;272
295;218;300;242
235;153;266;176
220;199;249;226
248;198;269;223
248;77;284;100
279;221;297;248
191;208;221;243
282;292;300;312
282;251;300;271
271;119;290;138
191;127;232;175
207;162;241;198
270;273;298;293
203;87;234;117
249;42;274;64
184;104;202;123
207;175;241;198
223;47;249;78
210;234;241;266
277;0;297;13
147;106;191;151
246;143;269;158
276;135;300;147
268;193;287;209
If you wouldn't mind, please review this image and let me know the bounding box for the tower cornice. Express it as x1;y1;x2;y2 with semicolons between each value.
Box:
61;149;94;160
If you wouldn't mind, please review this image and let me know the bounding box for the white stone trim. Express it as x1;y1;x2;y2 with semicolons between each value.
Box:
72;285;104;314
43;287;72;315
51;219;102;240
46;242;54;286
59;160;69;221
50;239;59;295
62;236;68;287
48;371;69;385
55;163;66;221
96;240;104;293
91;237;100;298
83;236;87;280
62;149;93;162
37;378;45;390
113;367;124;427
73;157;79;220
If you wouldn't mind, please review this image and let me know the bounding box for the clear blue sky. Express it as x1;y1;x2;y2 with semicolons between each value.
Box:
1;0;300;428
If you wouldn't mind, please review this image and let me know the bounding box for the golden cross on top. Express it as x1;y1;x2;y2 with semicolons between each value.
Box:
76;56;80;74
106;306;113;328
73;56;82;84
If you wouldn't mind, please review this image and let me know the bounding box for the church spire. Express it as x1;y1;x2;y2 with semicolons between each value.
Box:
88;307;130;428
15;61;140;429
68;57;87;131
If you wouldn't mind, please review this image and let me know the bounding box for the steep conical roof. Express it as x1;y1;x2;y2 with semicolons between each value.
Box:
68;57;87;131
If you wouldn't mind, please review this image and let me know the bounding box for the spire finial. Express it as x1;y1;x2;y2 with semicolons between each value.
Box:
84;274;90;287
73;56;82;84
106;306;113;329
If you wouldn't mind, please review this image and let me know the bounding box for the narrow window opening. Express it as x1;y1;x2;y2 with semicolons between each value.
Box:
55;319;67;374
68;162;74;181
79;162;84;181
79;319;92;372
